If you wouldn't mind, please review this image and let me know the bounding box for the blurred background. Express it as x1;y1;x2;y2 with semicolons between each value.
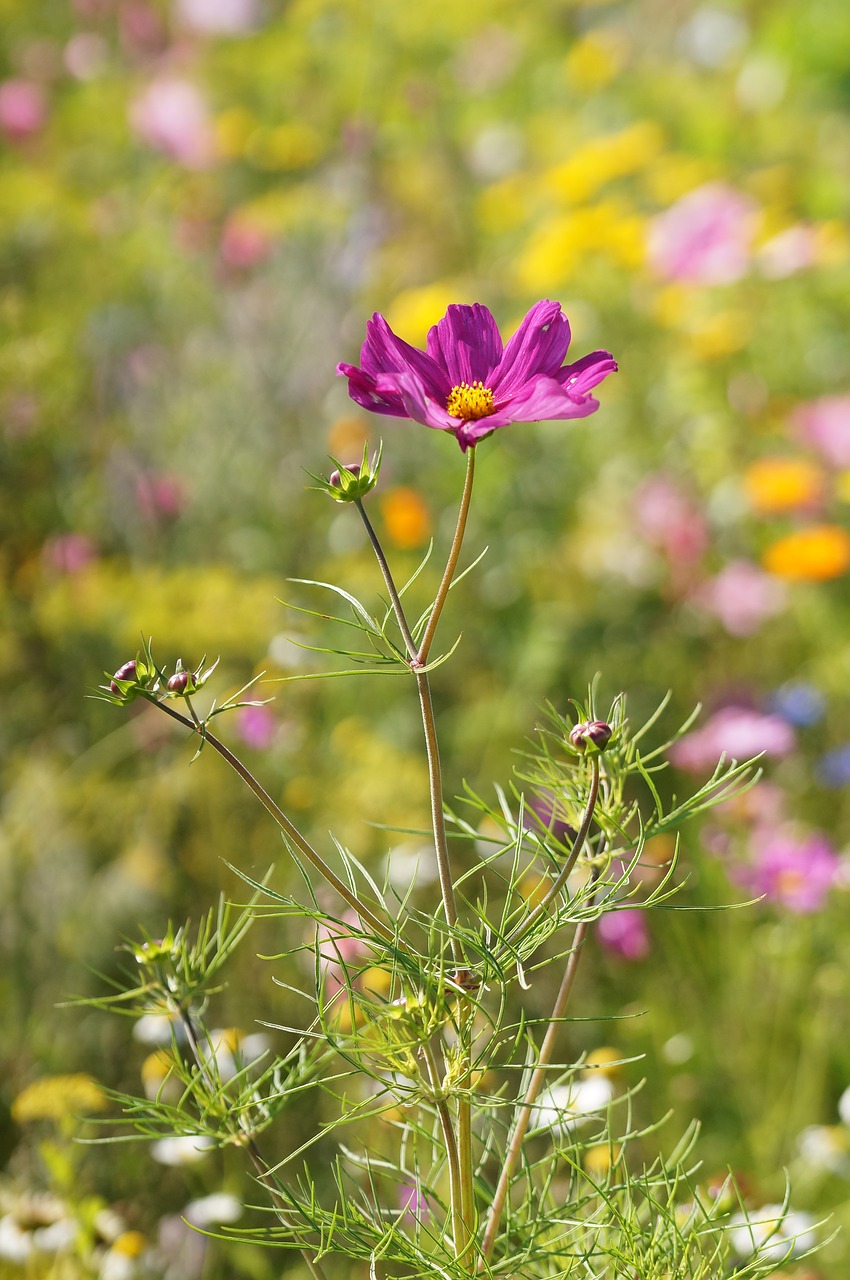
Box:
3;0;850;1275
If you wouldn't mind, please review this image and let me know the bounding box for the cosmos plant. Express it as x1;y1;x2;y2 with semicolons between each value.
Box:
90;302;816;1280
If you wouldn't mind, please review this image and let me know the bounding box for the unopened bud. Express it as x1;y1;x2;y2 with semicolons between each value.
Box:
167;670;190;694
110;660;137;695
569;719;612;754
329;462;360;489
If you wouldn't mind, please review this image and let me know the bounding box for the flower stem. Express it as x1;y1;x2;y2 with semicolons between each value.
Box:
151;698;394;944
499;756;600;960
479;910;595;1269
419;1043;470;1264
417;446;476;666
354;501;463;960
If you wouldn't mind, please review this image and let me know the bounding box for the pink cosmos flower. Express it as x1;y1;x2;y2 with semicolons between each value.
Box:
130;78;215;168
669;705;796;772
337;300;616;451
692;559;788;636
647;182;758;285
597;908;650;961
741;829;840;913
792;396;850;468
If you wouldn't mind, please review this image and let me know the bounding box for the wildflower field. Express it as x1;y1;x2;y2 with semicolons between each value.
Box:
3;0;850;1277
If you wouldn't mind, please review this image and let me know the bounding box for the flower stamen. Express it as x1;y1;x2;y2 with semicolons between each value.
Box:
446;380;495;421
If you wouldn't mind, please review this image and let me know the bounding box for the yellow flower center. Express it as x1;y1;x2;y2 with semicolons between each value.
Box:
446;380;495;421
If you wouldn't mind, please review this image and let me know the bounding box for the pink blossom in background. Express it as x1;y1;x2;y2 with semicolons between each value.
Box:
597;909;650;960
741;829;841;913
634;474;709;570
669;706;796;772
43;532;98;574
130;78;215;168
692;559;788;636
235;704;276;751
792;396;850;467
120;2;168;56
176;0;261;34
136;471;185;520
398;1183;430;1221
757;224;816;279
0;79;47;141
219;215;274;270
647;182;758;285
316;910;370;997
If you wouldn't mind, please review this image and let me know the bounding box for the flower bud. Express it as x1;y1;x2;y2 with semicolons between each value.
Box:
569;719;613;754
310;442;382;503
167;670;190;694
110;660;138;695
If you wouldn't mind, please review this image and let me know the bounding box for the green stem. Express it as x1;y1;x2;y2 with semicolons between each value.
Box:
419;1043;470;1264
417;446;476;666
479;910;594;1269
354;501;463;959
500;756;600;960
177;1008;330;1280
152;698;394;944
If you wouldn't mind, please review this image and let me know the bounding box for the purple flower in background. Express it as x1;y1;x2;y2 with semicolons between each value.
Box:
669;706;796;772
792;396;850;467
817;745;850;788
43;532;98;575
597;909;650;960
768;681;826;728
337;300;617;451
647;182;758;285
742;829;840;913
692;559;787;636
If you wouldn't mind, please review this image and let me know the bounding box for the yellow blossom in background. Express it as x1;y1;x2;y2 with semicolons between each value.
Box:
245;122;322;171
762;525;850;580
518;871;553;909
814;219;850;266
583;1143;621;1176
541;122;664;206
214;107;256;159
515;200;645;292
327;415;371;461
563;31;629;94
643;152;717;204
686;308;752;359
380;486;432;549
12;1074;106;1123
835;471;850;504
743;456;824;514
385;282;465;346
476;173;529;235
582;1047;624;1079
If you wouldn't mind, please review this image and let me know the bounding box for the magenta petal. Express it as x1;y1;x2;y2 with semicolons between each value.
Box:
337;362;411;418
426;304;503;386
504;374;601;422
360;314;450;401
491;300;571;400
555;350;618;397
378;370;459;431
